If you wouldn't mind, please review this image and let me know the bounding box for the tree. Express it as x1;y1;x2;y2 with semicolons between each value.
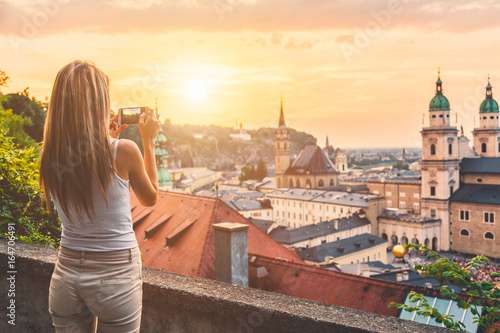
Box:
393;160;409;170
239;165;256;182
255;159;268;181
389;244;500;332
0;99;61;247
0;69;9;93
1;89;47;142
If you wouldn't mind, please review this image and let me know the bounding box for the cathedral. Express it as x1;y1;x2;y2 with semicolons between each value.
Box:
274;98;340;189
420;71;500;254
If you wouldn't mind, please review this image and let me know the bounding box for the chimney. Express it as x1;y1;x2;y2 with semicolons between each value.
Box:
403;271;409;281
396;273;403;282
214;222;249;287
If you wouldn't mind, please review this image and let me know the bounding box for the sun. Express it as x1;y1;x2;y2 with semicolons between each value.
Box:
187;81;207;101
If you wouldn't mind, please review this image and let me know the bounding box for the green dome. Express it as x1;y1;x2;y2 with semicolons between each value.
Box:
479;79;499;113
429;95;450;111
479;99;499;113
158;165;172;185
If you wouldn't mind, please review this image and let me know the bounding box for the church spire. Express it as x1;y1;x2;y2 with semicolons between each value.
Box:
325;135;329;148
435;68;443;95
278;95;286;128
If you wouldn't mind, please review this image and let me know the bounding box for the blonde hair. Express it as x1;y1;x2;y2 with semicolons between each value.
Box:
39;60;114;223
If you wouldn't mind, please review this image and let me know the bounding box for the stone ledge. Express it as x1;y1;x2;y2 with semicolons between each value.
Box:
0;240;452;332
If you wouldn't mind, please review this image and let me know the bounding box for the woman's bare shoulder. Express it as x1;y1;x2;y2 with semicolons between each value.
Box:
116;139;142;162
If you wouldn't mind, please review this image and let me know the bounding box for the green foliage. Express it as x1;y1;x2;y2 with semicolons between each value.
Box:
0;69;9;93
0;108;36;147
0;99;61;248
1;88;47;142
255;159;268;181
393;160;409;170
239;165;257;182
389;244;500;331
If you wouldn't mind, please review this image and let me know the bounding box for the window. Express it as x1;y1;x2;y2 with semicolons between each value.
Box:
387;200;392;207
413;203;420;210
485;232;494;240
482;143;487;153
400;202;406;208
430;186;436;196
430;144;436;155
413;193;419;198
374;190;379;195
460;229;469;236
450;186;454;195
431;209;436;217
293;213;296;218
460;210;470;221
386;191;392;196
448;143;452;155
400;192;406;197
484;212;495;223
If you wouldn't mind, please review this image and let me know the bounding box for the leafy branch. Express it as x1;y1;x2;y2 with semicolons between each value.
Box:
389;244;500;331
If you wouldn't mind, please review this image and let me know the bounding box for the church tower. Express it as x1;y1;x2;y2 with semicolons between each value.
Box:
472;76;500;157
420;71;459;251
275;97;290;188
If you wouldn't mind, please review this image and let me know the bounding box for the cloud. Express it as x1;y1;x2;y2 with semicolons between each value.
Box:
3;0;500;39
335;34;354;43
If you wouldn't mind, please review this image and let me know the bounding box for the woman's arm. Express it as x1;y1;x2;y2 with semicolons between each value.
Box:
120;108;160;207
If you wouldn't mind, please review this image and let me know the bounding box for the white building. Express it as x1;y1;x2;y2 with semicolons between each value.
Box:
266;188;384;230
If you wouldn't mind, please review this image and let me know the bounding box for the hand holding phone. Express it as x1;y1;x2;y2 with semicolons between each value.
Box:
139;107;160;143
118;107;149;125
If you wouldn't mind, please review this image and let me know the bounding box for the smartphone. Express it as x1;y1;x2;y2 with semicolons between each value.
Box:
118;107;147;125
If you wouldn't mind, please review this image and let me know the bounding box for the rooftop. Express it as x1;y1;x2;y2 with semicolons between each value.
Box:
267;188;378;207
285;144;339;175
450;184;500;205
297;233;388;262
460;157;500;174
270;213;371;245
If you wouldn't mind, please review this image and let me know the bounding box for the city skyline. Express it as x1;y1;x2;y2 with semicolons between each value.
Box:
2;0;500;147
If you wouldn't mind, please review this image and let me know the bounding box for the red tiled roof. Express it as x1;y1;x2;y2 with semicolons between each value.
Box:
250;255;416;317
130;190;432;319
130;190;301;278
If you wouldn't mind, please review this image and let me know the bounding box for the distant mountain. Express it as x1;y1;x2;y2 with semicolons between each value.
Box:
121;119;317;170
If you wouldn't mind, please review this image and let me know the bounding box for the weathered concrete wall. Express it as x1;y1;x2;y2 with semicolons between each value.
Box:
0;240;452;333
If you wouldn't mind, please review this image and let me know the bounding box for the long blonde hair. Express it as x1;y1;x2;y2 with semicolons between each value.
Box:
39;60;115;223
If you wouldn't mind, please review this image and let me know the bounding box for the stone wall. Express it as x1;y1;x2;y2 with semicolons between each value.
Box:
0;240;452;332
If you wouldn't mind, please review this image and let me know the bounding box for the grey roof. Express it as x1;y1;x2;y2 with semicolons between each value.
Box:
297;233;388;262
270;213;371;245
285;144;339;175
225;199;270;211
266;188;377;208
460;157;500;174
249;218;274;233
450;184;500;205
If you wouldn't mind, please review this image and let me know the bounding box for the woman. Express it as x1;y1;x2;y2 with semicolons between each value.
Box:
40;60;160;332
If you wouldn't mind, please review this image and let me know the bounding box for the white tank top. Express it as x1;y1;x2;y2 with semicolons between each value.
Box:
54;138;138;251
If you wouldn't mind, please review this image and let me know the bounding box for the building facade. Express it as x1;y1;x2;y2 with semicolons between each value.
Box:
267;188;385;232
472;78;500;157
450;158;500;258
367;179;422;214
419;72;460;251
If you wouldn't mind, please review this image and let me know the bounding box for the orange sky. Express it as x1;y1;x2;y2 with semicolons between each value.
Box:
1;0;500;148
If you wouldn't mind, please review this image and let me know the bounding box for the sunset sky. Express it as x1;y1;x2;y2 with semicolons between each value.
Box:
1;0;500;148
